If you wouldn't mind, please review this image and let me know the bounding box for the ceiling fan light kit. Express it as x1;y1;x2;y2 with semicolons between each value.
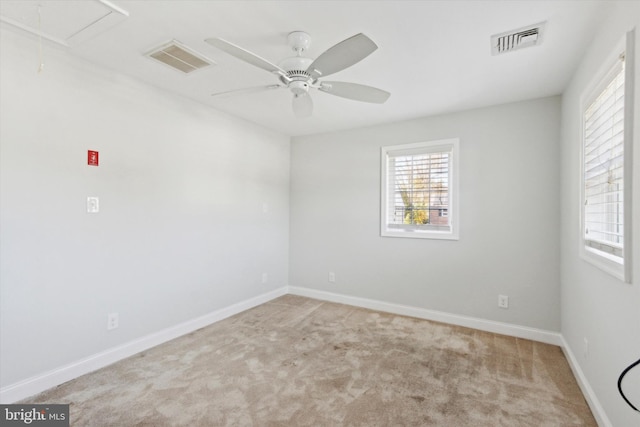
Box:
205;31;390;118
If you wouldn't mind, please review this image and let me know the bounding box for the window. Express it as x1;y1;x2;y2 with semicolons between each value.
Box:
381;139;459;240
580;32;634;282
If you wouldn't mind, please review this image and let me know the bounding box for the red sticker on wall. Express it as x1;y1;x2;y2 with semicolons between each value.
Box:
88;150;99;166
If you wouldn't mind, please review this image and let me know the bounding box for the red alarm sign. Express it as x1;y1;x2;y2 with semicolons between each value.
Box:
88;150;99;166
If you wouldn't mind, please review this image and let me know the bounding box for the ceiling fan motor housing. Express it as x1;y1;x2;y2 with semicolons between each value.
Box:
278;56;313;73
279;56;314;94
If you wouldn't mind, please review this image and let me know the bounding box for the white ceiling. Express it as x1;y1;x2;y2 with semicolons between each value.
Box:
0;0;613;136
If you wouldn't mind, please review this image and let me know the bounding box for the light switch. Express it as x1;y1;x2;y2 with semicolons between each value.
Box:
87;197;99;213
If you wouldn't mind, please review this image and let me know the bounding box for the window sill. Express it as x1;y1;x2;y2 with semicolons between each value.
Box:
580;244;627;282
381;228;459;240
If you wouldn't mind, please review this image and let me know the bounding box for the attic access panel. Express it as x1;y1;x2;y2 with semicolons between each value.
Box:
0;0;128;47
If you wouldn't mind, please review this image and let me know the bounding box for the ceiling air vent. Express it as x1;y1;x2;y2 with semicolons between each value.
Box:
146;40;215;74
491;22;546;55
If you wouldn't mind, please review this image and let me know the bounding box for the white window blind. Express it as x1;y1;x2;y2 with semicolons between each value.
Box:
387;150;450;230
583;56;625;258
381;139;459;240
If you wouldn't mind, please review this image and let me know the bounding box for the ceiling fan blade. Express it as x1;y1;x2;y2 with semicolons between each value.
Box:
319;81;390;103
211;84;283;98
292;93;313;118
306;33;378;80
205;38;289;80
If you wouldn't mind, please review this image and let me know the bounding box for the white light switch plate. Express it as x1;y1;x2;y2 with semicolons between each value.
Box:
87;196;99;213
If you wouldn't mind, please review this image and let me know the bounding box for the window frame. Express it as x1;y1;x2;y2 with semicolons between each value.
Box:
579;31;634;283
380;138;459;240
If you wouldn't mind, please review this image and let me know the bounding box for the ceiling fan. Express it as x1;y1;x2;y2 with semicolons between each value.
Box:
204;31;390;118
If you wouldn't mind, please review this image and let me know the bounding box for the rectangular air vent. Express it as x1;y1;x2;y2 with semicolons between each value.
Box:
146;40;214;74
491;22;546;55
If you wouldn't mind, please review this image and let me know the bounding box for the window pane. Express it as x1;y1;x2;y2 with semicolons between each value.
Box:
381;139;458;240
583;62;624;253
389;152;449;227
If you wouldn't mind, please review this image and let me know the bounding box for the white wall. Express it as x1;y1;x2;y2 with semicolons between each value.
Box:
0;29;290;389
560;2;640;426
290;96;561;332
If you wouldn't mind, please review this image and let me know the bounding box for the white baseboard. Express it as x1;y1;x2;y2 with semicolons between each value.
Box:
560;336;613;427
288;286;563;345
0;286;288;404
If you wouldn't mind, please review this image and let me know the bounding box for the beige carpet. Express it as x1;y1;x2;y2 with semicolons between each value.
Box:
23;295;596;426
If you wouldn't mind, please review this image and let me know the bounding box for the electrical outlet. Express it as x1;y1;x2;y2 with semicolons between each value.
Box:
262;273;268;284
328;272;336;283
107;313;119;330
498;295;509;309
